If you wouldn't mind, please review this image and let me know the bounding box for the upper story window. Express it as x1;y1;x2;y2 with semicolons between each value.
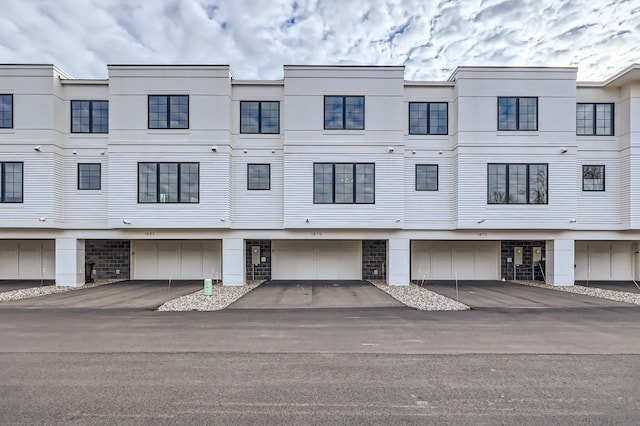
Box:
498;97;538;131
577;103;613;136
409;102;447;135
0;95;13;128
240;101;280;134
71;100;108;133
148;95;189;129
1;162;22;203
314;163;374;204
247;164;271;190
488;163;547;204
416;164;438;191
324;96;364;130
78;163;101;190
583;165;605;191
138;162;199;203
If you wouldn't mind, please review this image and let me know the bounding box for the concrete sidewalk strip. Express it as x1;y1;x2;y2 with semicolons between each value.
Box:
0;279;123;302
514;280;640;305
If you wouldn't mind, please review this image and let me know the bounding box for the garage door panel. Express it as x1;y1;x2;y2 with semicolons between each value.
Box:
411;241;498;280
272;240;361;280
180;241;203;279
611;243;632;280
202;240;223;281
0;240;55;279
576;242;633;281
133;240;221;280
0;246;18;278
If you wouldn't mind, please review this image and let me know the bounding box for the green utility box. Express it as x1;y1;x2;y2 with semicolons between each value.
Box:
204;278;213;296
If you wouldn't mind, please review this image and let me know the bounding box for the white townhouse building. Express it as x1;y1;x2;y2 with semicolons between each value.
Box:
1;63;640;287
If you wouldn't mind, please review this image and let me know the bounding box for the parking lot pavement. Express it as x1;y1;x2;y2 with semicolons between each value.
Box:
0;280;202;309
228;280;405;309
576;281;640;294
0;280;54;293
424;280;636;309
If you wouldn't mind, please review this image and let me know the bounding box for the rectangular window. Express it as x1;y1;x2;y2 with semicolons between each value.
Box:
148;95;189;129
0;95;13;128
498;97;538;131
416;164;438;191
247;164;271;190
583;165;605;191
488;163;547;204
77;163;101;190
240;101;280;134
324;96;364;130
1;162;23;202
409;102;448;135
71;100;108;133
313;163;374;204
138;162;199;203
577;103;613;135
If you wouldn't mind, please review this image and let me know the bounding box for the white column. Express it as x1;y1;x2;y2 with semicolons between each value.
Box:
222;238;244;286
388;238;410;286
55;238;85;287
545;239;574;286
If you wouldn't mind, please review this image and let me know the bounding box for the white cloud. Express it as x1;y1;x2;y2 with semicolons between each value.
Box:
0;0;638;81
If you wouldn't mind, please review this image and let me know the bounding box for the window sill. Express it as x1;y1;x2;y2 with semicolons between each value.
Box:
496;131;539;136
147;130;191;136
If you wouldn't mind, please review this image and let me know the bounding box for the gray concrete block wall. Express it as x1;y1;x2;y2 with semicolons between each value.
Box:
362;240;387;280
245;240;271;280
501;240;546;281
85;240;131;280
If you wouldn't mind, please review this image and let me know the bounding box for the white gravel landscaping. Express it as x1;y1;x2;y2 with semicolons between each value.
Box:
0;279;124;303
513;280;640;305
369;280;470;311
157;280;264;311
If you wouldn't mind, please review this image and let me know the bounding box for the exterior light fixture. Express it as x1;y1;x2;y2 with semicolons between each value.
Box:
38;217;46;222
305;218;310;223
34;146;41;152
122;219;131;225
561;147;568;153
478;219;485;223
387;146;394;153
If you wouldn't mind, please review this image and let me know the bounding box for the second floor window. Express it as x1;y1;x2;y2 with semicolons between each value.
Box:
583;165;605;191
1;162;22;203
71;100;108;133
324;96;364;130
138;162;199;203
314;163;374;204
0;95;12;128
78;163;101;190
148;95;189;129
488;163;547;204
240;101;280;134
409;102;447;135
498;97;538;131
577;103;613;136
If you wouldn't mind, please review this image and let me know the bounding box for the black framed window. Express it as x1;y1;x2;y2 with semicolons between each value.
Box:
313;163;374;204
488;163;547;204
71;100;108;133
0;95;12;129
240;101;280;134
577;103;614;136
409;102;447;135
416;165;438;191
498;97;538;131
1;162;23;203
324;96;364;130
78;163;101;190
138;162;199;203
247;164;271;190
148;95;189;129
583;165;605;191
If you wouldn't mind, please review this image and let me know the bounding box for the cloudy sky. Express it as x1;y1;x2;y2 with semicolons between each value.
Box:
1;0;638;81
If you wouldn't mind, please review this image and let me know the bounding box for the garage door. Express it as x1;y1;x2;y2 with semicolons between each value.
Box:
575;242;633;281
411;241;499;280
0;240;55;279
272;240;361;280
132;240;222;280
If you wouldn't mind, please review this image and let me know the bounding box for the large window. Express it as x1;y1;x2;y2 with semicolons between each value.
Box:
314;163;374;204
138;162;199;203
488;163;547;204
71;100;108;133
416;165;438;191
148;95;189;129
240;101;279;134
498;97;538;131
409;102;447;135
324;96;364;130
247;164;270;190
78;163;101;190
577;103;614;136
1;162;23;203
0;95;12;128
583;165;605;191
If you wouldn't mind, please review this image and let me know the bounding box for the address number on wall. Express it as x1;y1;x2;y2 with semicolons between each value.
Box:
144;231;156;237
478;232;488;237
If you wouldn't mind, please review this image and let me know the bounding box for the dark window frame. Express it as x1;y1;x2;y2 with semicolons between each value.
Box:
313;162;375;204
77;163;102;190
137;162;199;204
497;96;538;131
582;165;605;192
487;163;548;205
247;163;271;190
576;103;614;136
240;101;280;134
408;102;448;135
415;164;439;191
0;94;13;129
71;100;109;133
0;161;23;203
148;95;190;129
323;96;365;130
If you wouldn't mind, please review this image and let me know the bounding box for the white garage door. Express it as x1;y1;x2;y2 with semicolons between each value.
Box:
575;242;633;281
272;240;361;280
0;240;55;279
411;241;499;280
132;240;222;280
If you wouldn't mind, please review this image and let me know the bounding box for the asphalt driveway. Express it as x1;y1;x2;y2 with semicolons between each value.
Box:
0;280;54;293
576;281;640;294
1;280;202;310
